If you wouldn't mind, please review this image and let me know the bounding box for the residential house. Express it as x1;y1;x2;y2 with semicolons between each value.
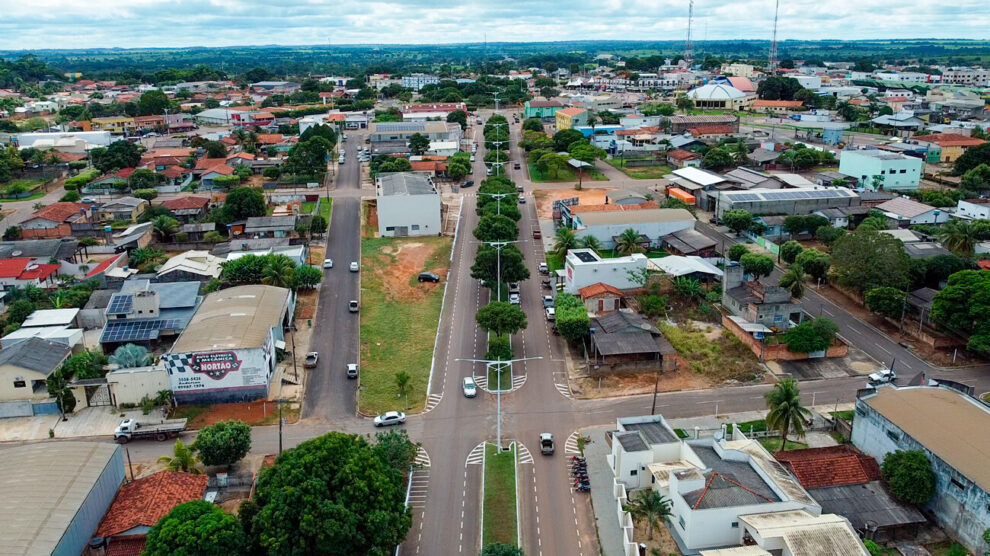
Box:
400;102;467;121
661;227;717;257
956;198;990;220
903;242;952;260
751;100;804;114
648;255;723;283
578;282;623;314
376;172;442;238
562;249;648;294
721;262;802;330
815;170;857;187
96;471;208;556
524;99;564;119
88;168;135;192
555;107;589;131
731;511;870;556
156;251;223;282
869;113;925;134
0;258;61;290
160;196;210;223
99;279;202;349
875;197;950;227
750;148;782;169
667;149;703;168
90;116;136;134
199;164;235;189
178;223;216;242
813;206;871;229
0;337;71;404
570;208;695;250
589;310;677;372
910;133;986;163
754;215;787;239
99;197;148;223
852;384;990;553
242;216;298;239
20;202;92;238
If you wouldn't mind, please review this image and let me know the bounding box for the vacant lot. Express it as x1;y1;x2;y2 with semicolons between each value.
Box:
533;188;612;219
483;443;518;548
607;160;673;180
172;401;300;429
659;322;763;383
359;236;453;414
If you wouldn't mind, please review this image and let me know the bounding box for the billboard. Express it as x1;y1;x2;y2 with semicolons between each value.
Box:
164;347;271;393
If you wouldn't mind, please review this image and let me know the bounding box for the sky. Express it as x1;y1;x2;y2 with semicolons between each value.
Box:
0;0;987;50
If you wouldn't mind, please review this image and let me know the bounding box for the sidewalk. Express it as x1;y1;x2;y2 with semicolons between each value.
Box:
0;406;120;442
581;425;625;556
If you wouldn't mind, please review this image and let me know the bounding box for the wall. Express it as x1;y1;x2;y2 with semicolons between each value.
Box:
164;343;275;405
838;151;923;190
22;224;72;238
722;314;848;361
107;366;169;406
0;399;33;418
574;219;694;249
0;365;51;402
53;445;125;556
613;479;641;556
377;194;442;237
564;253;647;294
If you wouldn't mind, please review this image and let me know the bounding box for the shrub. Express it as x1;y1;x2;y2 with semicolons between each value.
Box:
780;240;804;264
881;450;936;505
486;335;512;361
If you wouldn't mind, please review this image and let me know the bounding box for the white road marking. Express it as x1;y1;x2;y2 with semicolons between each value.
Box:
564;431;581;454
874;343;891;356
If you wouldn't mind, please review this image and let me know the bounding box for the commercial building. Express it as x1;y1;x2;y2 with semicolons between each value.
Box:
524;99;564;119
401;102;467;121
0;442;125;556
686;83;754;111
910;133;986;163
562;249;647;294
852;384;990;553
715;188;861;218
570;208;695;249
668;115;740;134
375;172;442;237
368;121;461;145
875;197;950;226
163;285;293;404
838;149;924;190
956;198;990;220
555;107;590;130
401;73;440;91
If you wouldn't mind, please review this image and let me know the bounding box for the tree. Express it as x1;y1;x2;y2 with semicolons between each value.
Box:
779;240;804;264
152;215;180;242
702;147;734;170
931;270;990;354
522;118;544;132
881;450;936;505
568;141;604;164
471;244;530;286
481;543;525;556
108;344;152;369
263;166;281;180
554;293;590;342
764;378;811;450
676;94;694;112
672;276;703;300
757;76;804;101
309;215;328;236
815;226;846;247
936;219;978;257
722;209;756;236
248;432;412;555
133;188;158;201
953;143;990;175
535;152;569;178
261;255;296;288
144;500;246;556
476;302;527;337
293;265;323;290
865;287;907;320
553;129;585;152
446;110;467;129
778;264;808;299
284;137;331;176
90;140;141;173
299;123;338;146
623;490;672;541
795;249;831;282
831;229;910;294
407;132;430;155
728;244;749;262
157;440;202;474
474;214;518;242
204;141;228;159
395;371;411;400
193;420;252;468
222;187;267;221
212;175;241;191
614;228;646;255
128;246;166;268
580;235;602;252
137;90;170;116
960;163;990;192
740;253;774;279
782;317;838;353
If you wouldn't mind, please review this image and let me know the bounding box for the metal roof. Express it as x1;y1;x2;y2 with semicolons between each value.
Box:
649;255;723;278
377;172;437;196
674;166;726;186
21;308;79;328
614;431;649;452
170;285;290;352
661;229;717;254
720;188;859;203
576;208;694;227
593;332;662;356
624;421;677;444
0;337;71;375
808;481;926;531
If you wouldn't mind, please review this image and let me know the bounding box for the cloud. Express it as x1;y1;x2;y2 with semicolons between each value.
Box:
0;0;986;50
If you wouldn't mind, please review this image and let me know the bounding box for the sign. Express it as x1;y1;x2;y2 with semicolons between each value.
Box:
191;351;241;381
165;347;271;393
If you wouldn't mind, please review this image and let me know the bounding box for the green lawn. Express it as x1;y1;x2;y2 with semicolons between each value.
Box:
830;410;855;422
487;362;512;391
527;162;608;183
735;419;768;434
0;191;45;203
758;437;809;452
607;160;673;180
483;443;518;548
546;253;564;273
358;236;453;414
600;248;669;259
301;201;316;213
318;197;332;222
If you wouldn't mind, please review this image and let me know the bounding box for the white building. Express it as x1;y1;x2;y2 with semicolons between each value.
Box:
792;75;822;89
721;63;758;78
838;149;924;190
875;197;950;226
376;172;442;237
571;208;695;249
16;130;112;151
562;249;647;294
956;199;990;220
401;73;440;91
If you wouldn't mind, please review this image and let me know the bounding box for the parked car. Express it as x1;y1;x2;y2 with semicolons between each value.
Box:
545;307;555;321
418;272;441;283
542;295;554;308
539;432;555;455
508;293;520;305
470;155;476;162
338;157;345;164
349;300;359;312
508;282;520;294
350;261;359;272
518;197;526;204
323;258;333;269
868;367;896;386
539;262;549;274
81;197;98;204
462;180;474;188
462;376;477;398
346;363;358;379
516;185;524;193
533;229;541;239
304;352;319;368
514;162;521;169
373;411;406;427
340;149;346;156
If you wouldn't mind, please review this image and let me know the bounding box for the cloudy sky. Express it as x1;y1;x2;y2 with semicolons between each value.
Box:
0;0;987;50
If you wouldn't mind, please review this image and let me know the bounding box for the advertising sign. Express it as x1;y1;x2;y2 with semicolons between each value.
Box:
165;348;270;393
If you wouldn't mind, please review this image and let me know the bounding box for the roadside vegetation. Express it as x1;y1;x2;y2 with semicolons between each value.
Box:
658;322;762;382
482;443;518;549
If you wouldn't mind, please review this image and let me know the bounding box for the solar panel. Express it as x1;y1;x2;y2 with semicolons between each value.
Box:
100;319;184;343
107;294;133;315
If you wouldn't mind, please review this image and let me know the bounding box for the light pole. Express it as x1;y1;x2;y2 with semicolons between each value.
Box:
475;239;520;301
457;356;542;452
477;192;510;217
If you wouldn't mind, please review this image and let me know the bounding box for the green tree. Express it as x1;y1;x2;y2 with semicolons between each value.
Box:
6;299;36;325
672;276;703;300
782;317;839;353
815;226;846;247
553;129;585;152
476;301;527;337
248;432;412;555
293;265;323;290
471;244;530;286
757;76;804;101
580;235;602;252
204;141;228;159
865;287;907;320
137;90;170;116
740;253;774;279
128;246;166;268
152;215;180;242
623;490;672;541
953;143;990;175
299;124;338;146
721;209;755;236
108;343;152;369
144;500;246;556
222;187;267;221
568;141;604;164
614;228;646;256
310;215;328;235
551;228;578;260
960;163;990;192
535;152;570;178
936;219;978;257
407;132;430;155
830;229;910;294
794;248;831;282
522;118;544;132
474;214;518;242
133;188;158;201
90;140;141;173
778;264;807;299
193;420;252;468
554;293;590;342
284;137;331;176
481;543;525;556
157;440;202;474
728;244;749;262
702;147;734;170
881;450;936;505
779;240;804;264
446;110;467;129
931;270;990;354
261;255;296;288
764;378;811;450
676;95;694;112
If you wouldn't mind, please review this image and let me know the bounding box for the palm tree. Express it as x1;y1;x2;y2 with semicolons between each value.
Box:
157;440;202;474
395;370;411;408
778;263;808;299
109;343;153;369
553;227;578;259
936;220;977;258
764;378;812;451
262;257;296;288
623;490;672;540
580;235;602;252
615;228;646;256
152;215;179;242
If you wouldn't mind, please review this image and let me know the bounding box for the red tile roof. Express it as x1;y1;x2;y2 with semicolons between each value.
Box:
668;149;702;161
18;263;61;281
773;445;881;489
97;471;208;538
977;260;990;270
28;202;89;224
194;157;228;170
219;136;238;145
203;165;235;176
255;133;284;145
0;258;31;279
161;196;210;211
579;282;624;299
527;100;564;108
689;125;735;136
911;133;986;147
558;107;587;117
84;254;123;279
159;165;190;179
52;152;87;163
411;160;438;172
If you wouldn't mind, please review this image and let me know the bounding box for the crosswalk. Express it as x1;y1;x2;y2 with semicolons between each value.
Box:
465;442;486;466
408;469;430;509
414;446;431;468
423;393;443;413
564;431;581;455
473;369;527;394
553;370;571;398
511;373;527;390
515;441;534;464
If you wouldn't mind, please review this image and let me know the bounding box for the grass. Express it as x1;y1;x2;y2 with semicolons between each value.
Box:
546;253;564;273
830;410;855;422
527;161;608;183
735;419;768;434
318;197;332;222
658;322;763;383
358;236;453;415
600;248;669;259
301;201;316;213
0;191;45;203
606;159;673;180
483;443;518;548
487;362;512;391
758;437;809;452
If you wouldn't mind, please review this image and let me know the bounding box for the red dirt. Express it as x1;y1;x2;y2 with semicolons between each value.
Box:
178;401;297;429
574;361;713;399
533;188;614;219
374;242;442;303
296;289;317;319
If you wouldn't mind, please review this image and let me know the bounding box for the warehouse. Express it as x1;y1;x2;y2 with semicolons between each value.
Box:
0;442;124;556
715;188;861;218
376;172;442;237
571;208;695;249
163;285;293;404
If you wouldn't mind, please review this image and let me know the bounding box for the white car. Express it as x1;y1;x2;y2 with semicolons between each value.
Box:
346;363;358;379
868;368;896;386
349;300;359;312
462;376;477;398
374;411;406;427
545;307;555;321
340;149;346;156
543;295;554;308
350;261;359;272
508;293;520;305
323;258;333;269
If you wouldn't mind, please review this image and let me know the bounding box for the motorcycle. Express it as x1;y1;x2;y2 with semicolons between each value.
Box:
575;484;591;492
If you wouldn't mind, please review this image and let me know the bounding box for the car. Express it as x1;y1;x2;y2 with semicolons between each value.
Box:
533;229;541;239
542;295;554;308
518;197;526;204
350;261;359;272
342;133;348;140
508;293;520;305
373;411;407;427
349;300;359;312
867;367;896;386
470;155;476;162
514;162;521;170
539;262;549;274
508;282;520;294
323;258;333;269
418;272;441;283
338;157;345;164
304;352;319;368
346;363;358;379
539;432;555;455
462;180;475;188
340;149;346;156
81;197;98;204
462;376;477;398
516;185;524;193
476;118;483;125
545;307;555;321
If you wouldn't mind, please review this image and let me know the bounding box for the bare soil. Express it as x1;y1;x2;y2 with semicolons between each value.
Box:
306;244;325;265
632;519;682;555
173;401;300;429
363;201;379;238
296;289;317;320
374;242;443;303
573;361;712;399
533;187;613;219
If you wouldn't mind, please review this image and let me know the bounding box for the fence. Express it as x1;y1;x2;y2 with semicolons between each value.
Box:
722;314;849;361
613;479;640;556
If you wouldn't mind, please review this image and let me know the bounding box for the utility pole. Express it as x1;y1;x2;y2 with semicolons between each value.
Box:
457;357;542;453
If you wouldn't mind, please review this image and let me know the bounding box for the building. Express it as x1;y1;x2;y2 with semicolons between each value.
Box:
661;227;718;257
20;202;91;232
752;100;804;114
649;255;723;283
667;149;703;168
160;196;210;222
99;279;202;349
368;121;461;145
589;310;676;372
400;102;467;121
0;442;125;556
376;172;442;237
560;201;660;229
578;282;623;314
940;67;990;86
249;81;300;93
722;63;759;78
99;196;148;223
606;190;650;205
96;470;208;556
555;107;590;130
401;74;440;91
852;384;990;553
524;99;564;119
722;262;802;330
0;257;62;290
0;337;71;408
163;285;292;404
715;188;861;218
686;83;754;110
668;115;740;134
242;216;297;238
156;251;223;282
875;197;950;226
571;208;695;249
956;198;990;220
562;249;647;294
910;133;986;163
732;511;870;556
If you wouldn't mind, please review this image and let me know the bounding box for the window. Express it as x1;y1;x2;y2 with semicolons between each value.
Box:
385;226;395;232
950;478;965;490
886;429;900;442
731;522;739;528
411;225;420;230
678;516;686;530
630;469;638;476
900;169;906;174
13;380;26;388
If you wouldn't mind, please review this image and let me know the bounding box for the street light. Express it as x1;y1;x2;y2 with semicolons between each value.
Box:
456;356;542;452
474;239;521;302
477;192;511;217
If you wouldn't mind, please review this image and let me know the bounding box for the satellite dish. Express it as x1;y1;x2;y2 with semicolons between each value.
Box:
11;250;22;257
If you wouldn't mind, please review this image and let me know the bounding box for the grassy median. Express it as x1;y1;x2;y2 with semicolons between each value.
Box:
358;236;452;415
483;443;518;548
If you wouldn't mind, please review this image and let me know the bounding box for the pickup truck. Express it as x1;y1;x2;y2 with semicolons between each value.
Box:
114;418;188;443
867;368;896;386
539;432;555;455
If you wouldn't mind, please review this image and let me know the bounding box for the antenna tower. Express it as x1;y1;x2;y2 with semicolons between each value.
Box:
768;0;780;73
684;0;694;67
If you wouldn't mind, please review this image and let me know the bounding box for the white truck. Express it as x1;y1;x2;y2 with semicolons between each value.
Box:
114;418;188;443
867;368;896;386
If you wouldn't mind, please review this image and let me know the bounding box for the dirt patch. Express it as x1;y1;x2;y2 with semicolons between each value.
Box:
533;187;614;219
373;242;443;303
573;363;712;399
363;201;378;238
172;401;300;429
306;245;325;265
633;519;682;556
296;289;317;320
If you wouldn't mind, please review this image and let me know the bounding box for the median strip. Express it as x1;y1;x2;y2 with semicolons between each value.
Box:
482;443;518;549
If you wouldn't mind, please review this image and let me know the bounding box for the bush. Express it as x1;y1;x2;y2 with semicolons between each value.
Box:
486;335;512;361
728;244;749;262
779;240;804;264
262;166;281;179
60;191;80;202
881;450;936;504
193;420;252;468
133;188;158;200
554;293;590;341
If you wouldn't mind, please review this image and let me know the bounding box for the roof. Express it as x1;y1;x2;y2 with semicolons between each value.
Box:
0;239;79;260
557;107;587;117
673;166;726;186
662;228;717;253
28;202;88;223
171;285;290;352
377;172;437;196
903;242;951;259
690;125;735;136
245;216;297;232
687;83;746;100
85;254;123;278
623;420;678;444
22;308;79;328
592;310;660;335
568;201;659;215
772;446;881;489
0;257;30;278
527;100;563;108
773;173;817;188
725;76;756;92
668;148;702;161
911;133;986;147
0;337;71;375
650;255;723;278
195;157;228;170
738;511;870;556
864;385;990;491
101;196;147;210
578;282;623;298
593;332;664;356
614;431;649;452
156;251;223;278
255;133;284;144
17;263;60;281
0;442;122;556
161;196;210;211
876;197;936;218
700;547;771;556
684;470;777;509
879;228;920;243
808;481;926;531
97;471;208;538
576;208;694;227
607;189;648;203
753;99;804;108
720;188;859;203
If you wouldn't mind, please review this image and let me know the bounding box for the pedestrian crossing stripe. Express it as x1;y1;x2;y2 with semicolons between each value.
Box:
424;393;443;413
564;431;581;455
414;446;431;468
514;442;534;464
465;442;486;466
407;470;430;508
